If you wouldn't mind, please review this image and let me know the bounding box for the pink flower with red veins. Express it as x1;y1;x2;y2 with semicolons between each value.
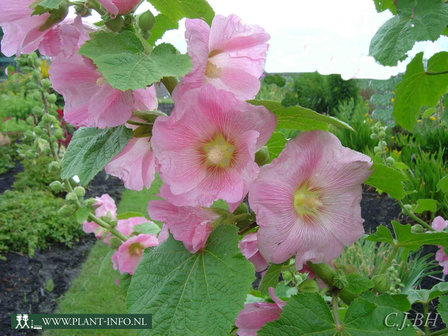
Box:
151;85;276;207
432;216;448;275
39;16;92;58
0;0;51;56
49;53;157;128
235;288;285;336
180;14;269;101
94;194;117;218
249;131;372;270
112;234;158;275
239;233;268;272
105;138;156;191
98;0;141;16
147;200;218;253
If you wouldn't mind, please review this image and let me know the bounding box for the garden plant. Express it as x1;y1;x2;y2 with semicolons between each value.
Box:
1;0;448;335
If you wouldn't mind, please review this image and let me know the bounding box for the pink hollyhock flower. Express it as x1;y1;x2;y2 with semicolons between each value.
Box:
432;216;448;232
158;224;170;244
0;0;51;56
94;194;117;218
112;234;158;275
239;233;268;272
147;200;218;253
105;138;155;191
49;53;157;128
432;216;448;275
182;14;269;100
82;220;99;234
235;288;285;336
116;216;152;236
98;0;141;16
151;85;276;207
39;16;92;58
249;131;372;270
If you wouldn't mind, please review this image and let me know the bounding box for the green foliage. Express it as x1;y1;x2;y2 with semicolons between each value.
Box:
148;0;215;25
0;190;82;257
0;143;18;174
79;32;192;91
370;0;448;66
0;93;36;120
147;14;178;45
61;126;133;185
327;74;359;113
393;52;448;130
259;293;415;335
250;100;352;132
127;225;254;336
368;221;448;252
332;99;376;153
373;0;397;14
365;163;406;200
265;132;287;161
13;155;61;191
293;72;330;113
259;264;283;295
438;295;448;325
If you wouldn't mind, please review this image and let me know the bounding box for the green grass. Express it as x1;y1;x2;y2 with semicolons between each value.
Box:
44;178;162;336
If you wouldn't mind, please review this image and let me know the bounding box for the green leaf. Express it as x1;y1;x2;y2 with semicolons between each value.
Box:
266;132;287;161
414;198;438;213
259;293;336;336
31;0;64;13
393;221;448;250
116;212;145;220
133;222;161;235
259;293;415;335
127;225;254;336
437;175;448;192
250;100;353;131
393;52;448;130
259;264;282;295
367;225;394;244
373;0;397;14
79;31;192;91
365;163;406;200
75;207;91;224
61;126;133;185
148;14;179;45
339;273;374;304
369;0;448;66
438;295;448;325
408;282;448;304
148;0;215;25
422;107;436;118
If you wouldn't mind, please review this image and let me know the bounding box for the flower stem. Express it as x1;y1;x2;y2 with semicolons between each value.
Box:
399;201;434;231
332;294;343;334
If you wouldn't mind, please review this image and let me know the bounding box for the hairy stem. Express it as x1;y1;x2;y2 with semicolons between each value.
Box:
399;201;434;231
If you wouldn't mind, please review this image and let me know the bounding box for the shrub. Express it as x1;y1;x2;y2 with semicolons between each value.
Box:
0;142;18;174
12;155;61;191
0;190;82;257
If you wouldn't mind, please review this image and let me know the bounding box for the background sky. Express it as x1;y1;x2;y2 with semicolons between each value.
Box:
136;0;448;79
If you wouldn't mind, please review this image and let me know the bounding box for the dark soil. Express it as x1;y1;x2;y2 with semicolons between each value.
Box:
0;165;124;335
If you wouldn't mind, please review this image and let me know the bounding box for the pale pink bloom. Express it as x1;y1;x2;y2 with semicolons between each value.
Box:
39;16;92;58
181;14;269;101
0;0;51;56
105;138;155;191
147;200;218;253
432;216;448;232
151;85;276;207
94;194;117;218
112;234;158;275
116;217;152;236
98;0;141;16
82;221;99;234
235;288;285;336
239;233;268;272
49;53;157;128
432;216;448;274
249;131;372;270
158;224;170;244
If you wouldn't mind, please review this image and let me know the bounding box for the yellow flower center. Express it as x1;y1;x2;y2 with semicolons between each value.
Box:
205;61;222;78
128;242;144;256
202;134;235;168
293;183;322;217
96;77;105;87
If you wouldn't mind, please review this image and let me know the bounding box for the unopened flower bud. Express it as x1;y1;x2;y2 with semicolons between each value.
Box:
74;186;86;198
54;128;64;139
233;202;249;215
385;157;395;165
49;181;63;192
65;192;78;202
47;93;57;104
138;10;156;32
372;274;391;293
411;224;425;233
255;146;270;166
48;161;60;172
42;79;52;89
105;16;124;32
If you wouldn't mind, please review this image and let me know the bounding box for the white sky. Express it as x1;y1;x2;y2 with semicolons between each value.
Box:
134;0;448;79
